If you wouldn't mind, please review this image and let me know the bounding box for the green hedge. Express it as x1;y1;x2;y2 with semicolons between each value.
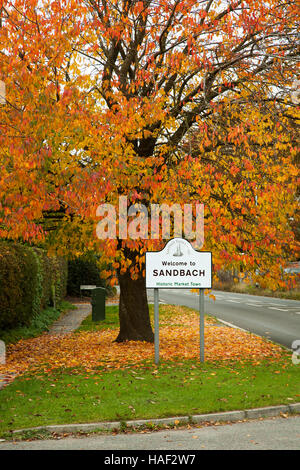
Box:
51;257;68;306
34;248;68;308
33;248;54;310
67;255;112;297
0;242;68;330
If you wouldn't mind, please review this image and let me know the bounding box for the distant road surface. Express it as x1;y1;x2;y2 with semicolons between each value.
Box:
147;289;300;349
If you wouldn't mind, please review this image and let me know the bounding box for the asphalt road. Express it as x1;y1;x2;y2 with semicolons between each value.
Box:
147;289;300;350
0;416;299;450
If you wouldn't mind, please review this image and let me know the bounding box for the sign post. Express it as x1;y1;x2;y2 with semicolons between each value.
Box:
154;288;159;365
146;238;212;364
199;288;205;363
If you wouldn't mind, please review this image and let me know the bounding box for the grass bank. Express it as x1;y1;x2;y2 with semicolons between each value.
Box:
0;357;299;438
75;304;217;334
213;283;300;301
0;303;298;438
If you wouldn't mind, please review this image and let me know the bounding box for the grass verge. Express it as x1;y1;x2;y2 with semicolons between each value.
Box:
75;304;217;334
213;283;300;301
0;301;76;345
0;303;298;439
75;304;120;332
0;357;299;438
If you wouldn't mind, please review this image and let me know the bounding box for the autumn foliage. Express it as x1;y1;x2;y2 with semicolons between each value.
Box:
0;306;284;384
0;0;299;340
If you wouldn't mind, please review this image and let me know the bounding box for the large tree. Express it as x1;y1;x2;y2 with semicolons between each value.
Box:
0;0;299;342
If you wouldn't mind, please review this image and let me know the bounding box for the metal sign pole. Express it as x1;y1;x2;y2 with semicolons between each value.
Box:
154;288;159;364
199;288;205;362
146;240;211;366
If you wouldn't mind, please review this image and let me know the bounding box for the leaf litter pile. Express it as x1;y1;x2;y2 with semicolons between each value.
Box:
0;306;284;384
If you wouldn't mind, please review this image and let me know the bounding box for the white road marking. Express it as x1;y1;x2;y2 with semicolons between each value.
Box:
246;303;263;307
226;299;241;303
216;318;248;332
169;290;193;295
267;303;287;307
268;307;289;312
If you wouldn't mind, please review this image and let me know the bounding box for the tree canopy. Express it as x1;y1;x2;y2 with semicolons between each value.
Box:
0;0;299;340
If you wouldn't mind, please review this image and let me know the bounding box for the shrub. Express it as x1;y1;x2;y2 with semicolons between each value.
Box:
33;248;67;308
50;256;68;306
0;301;76;345
0;242;68;330
33;248;54;309
67;255;109;296
0;242;42;329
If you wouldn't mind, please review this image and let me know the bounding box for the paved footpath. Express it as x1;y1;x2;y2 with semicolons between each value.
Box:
48;302;117;336
48;300;118;335
0;303;92;389
47;303;91;335
0;416;299;450
0;301;120;388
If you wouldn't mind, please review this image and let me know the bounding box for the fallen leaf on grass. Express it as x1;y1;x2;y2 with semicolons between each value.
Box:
0;312;284;383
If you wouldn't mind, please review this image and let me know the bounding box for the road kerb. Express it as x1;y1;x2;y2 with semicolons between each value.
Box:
288;403;300;414
46;421;121;433
245;405;289;419
10;403;300;436
191;410;246;424
125;416;190;429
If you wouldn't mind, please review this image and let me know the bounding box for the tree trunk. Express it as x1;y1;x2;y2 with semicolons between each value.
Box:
114;268;154;343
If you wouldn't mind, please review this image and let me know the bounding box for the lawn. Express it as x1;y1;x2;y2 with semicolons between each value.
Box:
0;305;285;376
0;304;299;438
0;358;299;437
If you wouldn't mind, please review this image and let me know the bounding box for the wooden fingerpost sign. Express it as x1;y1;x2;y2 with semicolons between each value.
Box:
146;238;212;364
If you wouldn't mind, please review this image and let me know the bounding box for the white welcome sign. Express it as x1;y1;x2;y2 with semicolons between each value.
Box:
146;238;212;364
146;238;212;289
